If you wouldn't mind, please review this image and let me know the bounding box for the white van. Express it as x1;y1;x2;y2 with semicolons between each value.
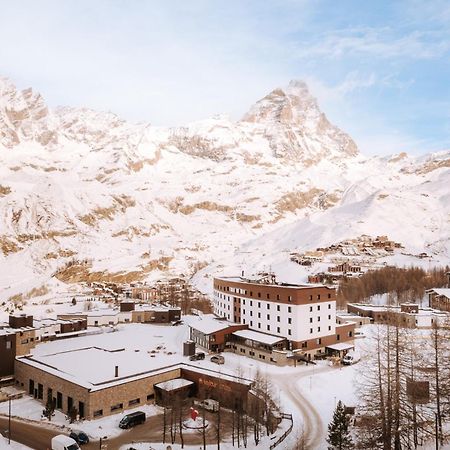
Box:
342;351;361;365
51;435;80;450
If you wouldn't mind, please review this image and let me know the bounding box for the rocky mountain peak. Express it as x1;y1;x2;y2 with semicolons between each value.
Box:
0;77;56;148
241;80;358;161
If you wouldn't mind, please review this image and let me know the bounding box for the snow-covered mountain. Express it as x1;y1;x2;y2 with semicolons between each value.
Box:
0;76;448;300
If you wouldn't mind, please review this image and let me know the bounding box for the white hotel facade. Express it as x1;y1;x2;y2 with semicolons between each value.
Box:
213;276;354;351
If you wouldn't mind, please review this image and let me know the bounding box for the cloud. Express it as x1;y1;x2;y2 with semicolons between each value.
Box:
293;28;450;60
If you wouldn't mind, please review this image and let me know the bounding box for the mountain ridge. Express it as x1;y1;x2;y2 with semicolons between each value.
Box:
0;76;448;301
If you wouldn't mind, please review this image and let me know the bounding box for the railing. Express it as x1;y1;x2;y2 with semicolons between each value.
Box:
269;412;293;449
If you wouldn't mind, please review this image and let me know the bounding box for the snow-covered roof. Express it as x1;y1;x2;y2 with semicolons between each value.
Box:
427;288;450;298
232;329;285;346
326;343;354;351
154;378;194;391
216;276;330;290
189;317;236;335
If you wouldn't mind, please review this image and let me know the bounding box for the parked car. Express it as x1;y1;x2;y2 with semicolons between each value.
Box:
210;354;225;365
119;411;146;429
189;352;205;361
354;330;366;339
51;435;80;450
194;398;219;412
69;431;89;445
342;351;361;365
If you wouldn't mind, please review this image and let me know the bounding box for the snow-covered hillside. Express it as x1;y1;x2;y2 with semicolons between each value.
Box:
0;76;448;300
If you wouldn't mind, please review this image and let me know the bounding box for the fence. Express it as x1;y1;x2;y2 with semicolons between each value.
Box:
269;412;293;449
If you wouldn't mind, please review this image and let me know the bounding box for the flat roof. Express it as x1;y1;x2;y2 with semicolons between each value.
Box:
16;347;183;391
189;317;237;335
215;276;329;290
155;378;194;391
326;343;354;351
232;329;285;346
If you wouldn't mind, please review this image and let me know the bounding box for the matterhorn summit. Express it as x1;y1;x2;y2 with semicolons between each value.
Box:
241;80;358;163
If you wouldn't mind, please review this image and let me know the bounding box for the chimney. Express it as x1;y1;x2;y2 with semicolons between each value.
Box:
115;365;119;378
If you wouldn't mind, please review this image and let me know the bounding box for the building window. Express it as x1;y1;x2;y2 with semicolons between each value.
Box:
243;299;246;305
328;326;331;331
288;306;292;313
250;291;253;296
93;409;103;417
302;341;307;348
258;293;261;298
310;328;313;334
309;295;313;300
328;293;331;298
277;305;280;311
258;312;261;318
288;318;292;324
267;293;270;299
309;306;313;312
337;334;340;341
111;403;123;412
277;327;280;333
258;323;261;329
328;315;331;320
250;300;253;306
258;302;261;308
277;294;280;300
147;394;154;400
349;331;353;337
250;321;253;327
317;305;321;311
129;398;140;406
317;316;320;322
288;329;292;335
309;317;313;323
267;304;270;309
317;327;321;332
328;304;331;309
288;295;292;302
6;341;11;350
317;338;322;345
267;325;270;331
266;314;270;320
317;295;321;300
277;316;280;322
250;311;253;316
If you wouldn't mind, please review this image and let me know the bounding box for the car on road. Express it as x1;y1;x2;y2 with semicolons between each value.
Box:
69;430;89;445
119;411;146;429
194;398;219;412
51;434;80;450
342;351;361;365
189;352;205;361
210;354;225;364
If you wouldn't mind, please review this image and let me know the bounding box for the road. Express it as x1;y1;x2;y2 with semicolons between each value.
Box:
0;409;227;450
272;365;335;450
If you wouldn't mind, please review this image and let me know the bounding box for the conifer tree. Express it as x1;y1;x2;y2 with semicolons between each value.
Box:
327;400;353;450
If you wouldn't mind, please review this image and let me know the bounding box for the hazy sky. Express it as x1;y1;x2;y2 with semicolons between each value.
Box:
1;0;449;155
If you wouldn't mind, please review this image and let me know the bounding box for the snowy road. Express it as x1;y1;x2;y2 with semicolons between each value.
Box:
272;365;335;450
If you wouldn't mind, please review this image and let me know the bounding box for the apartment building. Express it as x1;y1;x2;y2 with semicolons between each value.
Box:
213;275;354;352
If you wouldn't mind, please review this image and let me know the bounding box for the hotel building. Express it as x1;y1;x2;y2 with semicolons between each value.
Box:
213;275;354;353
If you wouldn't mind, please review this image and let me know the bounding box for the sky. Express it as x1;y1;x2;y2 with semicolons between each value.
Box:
0;0;449;155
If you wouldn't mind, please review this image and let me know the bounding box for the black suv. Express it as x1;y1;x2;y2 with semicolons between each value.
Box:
189;352;205;361
69;430;89;445
119;411;146;429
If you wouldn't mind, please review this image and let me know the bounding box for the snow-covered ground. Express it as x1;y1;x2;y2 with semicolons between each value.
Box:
0;436;32;450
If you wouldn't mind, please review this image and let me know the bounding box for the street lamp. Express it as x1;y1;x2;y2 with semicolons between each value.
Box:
99;435;107;449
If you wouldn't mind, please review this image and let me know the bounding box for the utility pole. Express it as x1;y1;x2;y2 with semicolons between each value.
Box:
8;395;11;444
